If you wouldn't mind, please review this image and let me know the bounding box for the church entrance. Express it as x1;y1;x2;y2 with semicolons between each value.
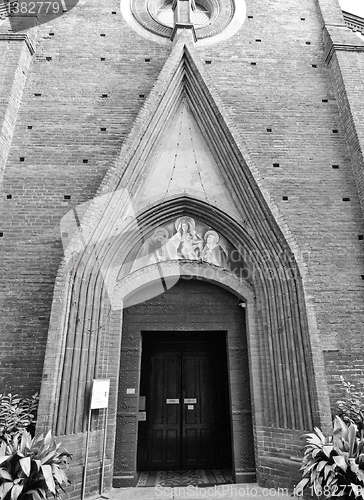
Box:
137;332;232;470
113;278;255;487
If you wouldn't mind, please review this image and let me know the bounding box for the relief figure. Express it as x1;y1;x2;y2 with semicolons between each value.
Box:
165;217;203;260
201;230;228;267
131;227;169;272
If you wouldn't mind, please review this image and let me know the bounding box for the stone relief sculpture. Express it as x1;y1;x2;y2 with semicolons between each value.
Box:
165;217;203;260
130;227;169;272
201;230;228;267
128;216;238;276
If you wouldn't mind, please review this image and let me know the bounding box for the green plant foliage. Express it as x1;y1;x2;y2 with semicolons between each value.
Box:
0;430;71;500
0;394;39;437
296;416;364;499
337;377;364;437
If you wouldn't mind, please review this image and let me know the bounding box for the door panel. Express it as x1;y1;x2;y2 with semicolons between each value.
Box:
182;355;215;468
139;333;231;470
148;355;181;468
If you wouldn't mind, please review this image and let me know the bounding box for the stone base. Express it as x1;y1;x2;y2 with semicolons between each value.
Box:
235;471;257;483
112;475;137;488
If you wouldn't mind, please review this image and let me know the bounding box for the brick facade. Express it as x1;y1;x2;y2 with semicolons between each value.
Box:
1;0;364;496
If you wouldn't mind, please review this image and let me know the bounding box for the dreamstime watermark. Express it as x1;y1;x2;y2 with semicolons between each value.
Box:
0;0;80;31
59;188;312;310
154;484;292;498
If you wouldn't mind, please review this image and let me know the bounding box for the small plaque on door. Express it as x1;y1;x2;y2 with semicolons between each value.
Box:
138;412;146;421
187;405;194;410
139;396;146;411
184;398;197;404
166;399;179;404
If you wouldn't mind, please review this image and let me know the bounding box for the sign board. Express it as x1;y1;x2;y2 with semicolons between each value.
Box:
138;412;147;421
166;399;179;404
90;379;110;409
184;398;197;404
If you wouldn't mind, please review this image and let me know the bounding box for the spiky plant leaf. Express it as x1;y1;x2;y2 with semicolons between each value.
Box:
333;455;348;472
295;478;309;492
19;456;31;477
0;482;13;500
44;431;52;446
322;444;334;458
41;465;55;494
0;469;12;480
348;423;358;458
324;463;334;479
10;484;23;500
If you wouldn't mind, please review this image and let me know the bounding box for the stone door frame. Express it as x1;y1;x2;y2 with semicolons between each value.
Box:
110;261;259;486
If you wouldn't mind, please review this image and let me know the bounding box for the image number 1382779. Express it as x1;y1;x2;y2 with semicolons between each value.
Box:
2;0;80;31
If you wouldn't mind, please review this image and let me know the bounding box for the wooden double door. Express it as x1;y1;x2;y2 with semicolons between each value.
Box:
137;332;232;470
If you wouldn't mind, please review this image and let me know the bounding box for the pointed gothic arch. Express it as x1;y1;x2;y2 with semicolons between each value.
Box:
36;32;331;492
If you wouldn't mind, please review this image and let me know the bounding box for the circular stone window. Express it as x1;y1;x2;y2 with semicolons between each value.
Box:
156;1;211;28
121;0;246;46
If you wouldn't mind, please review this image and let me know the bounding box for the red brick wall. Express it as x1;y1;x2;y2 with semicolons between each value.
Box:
1;0;364;493
0;1;170;396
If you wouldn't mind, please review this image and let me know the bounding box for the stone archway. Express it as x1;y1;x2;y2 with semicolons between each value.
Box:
112;271;257;486
37;201;328;493
35;25;332;495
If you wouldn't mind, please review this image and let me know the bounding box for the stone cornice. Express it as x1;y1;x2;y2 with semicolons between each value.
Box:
325;41;364;64
343;10;364;35
0;33;35;54
323;24;364;64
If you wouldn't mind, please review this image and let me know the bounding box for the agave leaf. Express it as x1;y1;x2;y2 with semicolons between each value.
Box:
40;450;58;466
0;468;12;480
302;461;317;475
314;427;327;443
35;489;46;500
19;457;31;477
316;460;327;472
334;415;348;436
348;424;357;458
34;460;41;471
0;482;13;500
356;468;364;482
306;433;324;446
0;457;10;466
322;445;334;458
32;435;43;449
326;474;336;487
324;463;334;479
351;484;360;497
22;431;32;451
358;441;364;454
51;465;67;486
44;431;52;446
27;490;44;500
348;458;359;473
333;455;348;471
10;484;23;500
310;467;317;483
41;465;55;494
295;478;309;493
